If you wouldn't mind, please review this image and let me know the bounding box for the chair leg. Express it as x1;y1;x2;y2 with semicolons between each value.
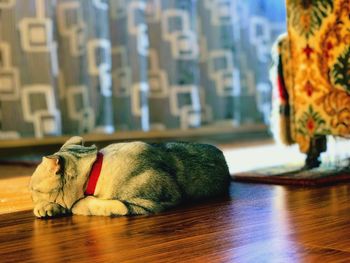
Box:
304;136;327;169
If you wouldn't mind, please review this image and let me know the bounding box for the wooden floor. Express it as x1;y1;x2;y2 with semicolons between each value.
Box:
1;165;350;262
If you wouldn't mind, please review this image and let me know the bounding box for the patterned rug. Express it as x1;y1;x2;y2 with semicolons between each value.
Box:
232;162;350;186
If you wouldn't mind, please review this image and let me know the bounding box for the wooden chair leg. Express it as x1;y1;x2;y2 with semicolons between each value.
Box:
304;136;327;169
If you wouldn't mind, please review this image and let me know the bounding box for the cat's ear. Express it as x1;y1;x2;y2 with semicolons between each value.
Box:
61;136;84;150
42;155;62;174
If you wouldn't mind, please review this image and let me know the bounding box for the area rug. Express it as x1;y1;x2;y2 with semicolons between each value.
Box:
232;162;350;186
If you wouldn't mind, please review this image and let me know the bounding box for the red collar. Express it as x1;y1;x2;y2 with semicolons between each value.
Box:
84;152;104;196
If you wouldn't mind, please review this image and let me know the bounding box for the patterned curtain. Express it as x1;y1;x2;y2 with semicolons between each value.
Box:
0;0;286;139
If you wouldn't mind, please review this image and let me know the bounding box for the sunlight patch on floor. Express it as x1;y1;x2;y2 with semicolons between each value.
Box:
223;143;305;174
223;137;350;174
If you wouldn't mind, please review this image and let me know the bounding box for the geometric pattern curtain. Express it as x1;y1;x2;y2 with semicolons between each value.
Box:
0;0;286;139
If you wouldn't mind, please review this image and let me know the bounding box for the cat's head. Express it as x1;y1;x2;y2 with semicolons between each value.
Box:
30;136;98;210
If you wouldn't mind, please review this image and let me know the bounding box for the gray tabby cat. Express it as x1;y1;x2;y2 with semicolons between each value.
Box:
30;136;231;217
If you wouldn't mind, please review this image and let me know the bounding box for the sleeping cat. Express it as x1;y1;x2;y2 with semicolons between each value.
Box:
30;136;231;217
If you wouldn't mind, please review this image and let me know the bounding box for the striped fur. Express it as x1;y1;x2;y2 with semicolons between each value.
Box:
30;136;231;217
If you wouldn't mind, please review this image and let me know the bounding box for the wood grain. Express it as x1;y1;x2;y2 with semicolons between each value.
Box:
0;165;34;214
1;162;350;263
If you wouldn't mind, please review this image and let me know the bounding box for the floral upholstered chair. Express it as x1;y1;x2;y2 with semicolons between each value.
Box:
271;0;350;168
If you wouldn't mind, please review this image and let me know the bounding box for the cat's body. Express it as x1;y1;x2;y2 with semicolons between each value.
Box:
30;136;231;217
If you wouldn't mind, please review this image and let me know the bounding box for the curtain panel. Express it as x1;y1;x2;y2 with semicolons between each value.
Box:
0;0;286;139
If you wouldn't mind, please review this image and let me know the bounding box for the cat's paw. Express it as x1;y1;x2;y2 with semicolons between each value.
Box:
72;196;128;216
34;202;68;218
71;198;91;215
91;200;128;216
107;201;128;216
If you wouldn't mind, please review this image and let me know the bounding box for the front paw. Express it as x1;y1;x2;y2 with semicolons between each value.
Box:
34;202;68;218
71;197;128;216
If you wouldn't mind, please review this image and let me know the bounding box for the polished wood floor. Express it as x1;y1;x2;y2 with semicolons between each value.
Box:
1;165;350;262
